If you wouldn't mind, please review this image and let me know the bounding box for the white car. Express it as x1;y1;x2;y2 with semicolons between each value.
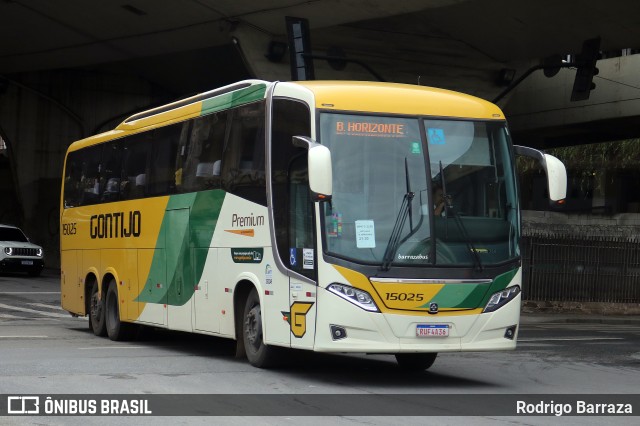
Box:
0;224;44;277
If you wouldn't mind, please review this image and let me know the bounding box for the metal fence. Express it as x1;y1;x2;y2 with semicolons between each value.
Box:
521;234;640;303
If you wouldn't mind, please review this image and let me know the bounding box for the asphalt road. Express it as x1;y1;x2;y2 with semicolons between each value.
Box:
0;271;638;425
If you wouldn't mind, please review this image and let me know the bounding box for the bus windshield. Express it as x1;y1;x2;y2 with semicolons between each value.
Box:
320;112;519;268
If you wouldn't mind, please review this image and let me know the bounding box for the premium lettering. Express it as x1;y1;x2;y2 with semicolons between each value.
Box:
232;213;264;228
90;211;141;239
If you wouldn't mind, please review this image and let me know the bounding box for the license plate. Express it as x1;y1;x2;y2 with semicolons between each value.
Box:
21;260;34;266
416;324;449;337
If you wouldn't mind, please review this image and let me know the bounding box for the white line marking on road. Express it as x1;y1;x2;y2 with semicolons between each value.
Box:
27;302;64;311
519;337;624;342
0;313;23;319
0;292;60;294
0;303;73;319
78;346;146;350
0;336;49;339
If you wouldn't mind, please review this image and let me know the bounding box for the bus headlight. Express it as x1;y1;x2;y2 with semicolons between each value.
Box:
4;247;12;256
483;285;520;313
327;283;379;312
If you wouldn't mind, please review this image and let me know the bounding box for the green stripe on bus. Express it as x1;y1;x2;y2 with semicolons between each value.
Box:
418;269;517;309
425;283;487;309
200;84;267;116
478;268;518;307
136;190;226;305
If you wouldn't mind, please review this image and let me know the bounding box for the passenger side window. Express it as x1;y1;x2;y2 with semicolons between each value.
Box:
147;127;180;197
77;145;102;206
120;137;150;201
221;102;266;206
63;102;267;207
63;151;82;208
100;142;122;203
176;112;227;193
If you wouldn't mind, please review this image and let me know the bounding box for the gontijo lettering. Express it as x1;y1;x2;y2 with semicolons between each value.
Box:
90;211;141;239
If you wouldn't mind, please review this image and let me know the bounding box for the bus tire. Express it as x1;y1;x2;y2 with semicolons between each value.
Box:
105;280;136;341
89;281;106;337
395;353;437;371
243;288;277;368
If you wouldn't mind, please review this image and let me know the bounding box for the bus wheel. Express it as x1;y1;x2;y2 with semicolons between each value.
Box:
105;280;136;341
89;281;106;337
243;288;276;368
395;353;437;371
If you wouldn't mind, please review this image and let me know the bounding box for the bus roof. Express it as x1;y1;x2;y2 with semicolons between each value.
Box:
67;80;269;152
291;81;505;120
67;80;504;153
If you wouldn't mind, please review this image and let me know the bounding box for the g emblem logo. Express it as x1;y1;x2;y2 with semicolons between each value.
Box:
282;302;314;338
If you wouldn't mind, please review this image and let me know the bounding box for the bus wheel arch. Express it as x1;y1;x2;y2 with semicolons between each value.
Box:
233;280;277;368
103;275;136;341
233;280;254;358
86;273;106;337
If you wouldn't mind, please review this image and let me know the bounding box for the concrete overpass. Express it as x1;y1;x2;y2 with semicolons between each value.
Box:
506;53;640;148
1;0;640;266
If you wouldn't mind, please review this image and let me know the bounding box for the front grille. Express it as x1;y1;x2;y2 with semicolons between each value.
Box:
12;248;39;256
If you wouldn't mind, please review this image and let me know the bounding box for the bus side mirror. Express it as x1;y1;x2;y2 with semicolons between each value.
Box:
514;145;567;202
292;136;333;201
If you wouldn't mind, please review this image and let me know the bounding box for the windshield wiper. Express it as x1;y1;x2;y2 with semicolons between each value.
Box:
381;159;414;271
439;161;483;272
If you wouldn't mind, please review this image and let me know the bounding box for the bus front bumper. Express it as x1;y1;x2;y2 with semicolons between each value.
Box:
314;287;521;353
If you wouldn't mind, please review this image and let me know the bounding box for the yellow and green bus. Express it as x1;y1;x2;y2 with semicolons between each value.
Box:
60;80;566;369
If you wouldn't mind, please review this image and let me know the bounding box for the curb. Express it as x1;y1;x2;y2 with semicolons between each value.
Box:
520;312;640;325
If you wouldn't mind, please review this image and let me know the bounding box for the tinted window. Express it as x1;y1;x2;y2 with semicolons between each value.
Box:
120;136;150;200
0;227;28;242
270;98;312;277
147;126;181;197
100;142;122;202
176;111;227;193
222;102;266;206
63;151;83;208
63;101;266;208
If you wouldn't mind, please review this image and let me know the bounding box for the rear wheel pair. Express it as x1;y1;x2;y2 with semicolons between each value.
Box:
89;279;136;340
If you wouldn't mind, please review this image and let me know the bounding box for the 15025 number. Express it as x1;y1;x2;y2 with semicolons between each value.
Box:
385;292;424;302
62;222;77;235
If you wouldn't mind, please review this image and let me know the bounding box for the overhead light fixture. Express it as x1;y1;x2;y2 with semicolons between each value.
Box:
496;68;516;86
265;41;287;63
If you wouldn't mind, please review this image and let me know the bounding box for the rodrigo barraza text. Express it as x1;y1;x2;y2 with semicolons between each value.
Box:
516;400;632;416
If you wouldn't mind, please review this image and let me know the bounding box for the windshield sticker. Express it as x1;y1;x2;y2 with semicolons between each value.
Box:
411;142;421;154
289;248;297;266
427;128;446;145
303;248;314;270
328;212;343;237
335;121;406;138
355;220;376;248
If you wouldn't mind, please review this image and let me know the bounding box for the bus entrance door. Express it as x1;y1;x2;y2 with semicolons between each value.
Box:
165;207;194;332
